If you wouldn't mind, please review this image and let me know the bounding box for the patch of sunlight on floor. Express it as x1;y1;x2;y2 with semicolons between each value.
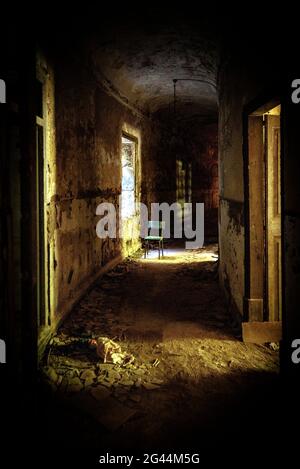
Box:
139;245;218;264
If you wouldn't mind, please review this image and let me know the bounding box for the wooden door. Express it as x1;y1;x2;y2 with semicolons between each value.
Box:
265;114;282;321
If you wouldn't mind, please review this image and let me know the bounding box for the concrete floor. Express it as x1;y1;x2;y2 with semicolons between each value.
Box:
40;243;280;454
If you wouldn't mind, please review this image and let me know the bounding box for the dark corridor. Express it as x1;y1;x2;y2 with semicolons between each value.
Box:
1;6;300;465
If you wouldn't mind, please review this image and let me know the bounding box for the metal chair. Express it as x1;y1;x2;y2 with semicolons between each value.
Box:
144;221;165;259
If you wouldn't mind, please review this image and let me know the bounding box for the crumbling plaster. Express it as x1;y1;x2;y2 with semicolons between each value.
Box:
218;49;283;319
40;51;163;343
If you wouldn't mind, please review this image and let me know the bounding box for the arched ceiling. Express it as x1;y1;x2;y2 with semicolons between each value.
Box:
87;16;220;120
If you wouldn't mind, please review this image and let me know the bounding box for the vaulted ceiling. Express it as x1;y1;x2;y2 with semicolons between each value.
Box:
41;8;227;121
88;17;220;120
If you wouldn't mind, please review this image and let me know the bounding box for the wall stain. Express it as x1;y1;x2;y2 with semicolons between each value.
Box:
223;198;244;235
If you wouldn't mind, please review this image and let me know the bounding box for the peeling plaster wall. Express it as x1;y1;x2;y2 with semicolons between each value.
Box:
140;121;164;209
41;51;162;341
218;198;244;315
141;115;190;211
218;58;263;318
141;119;219;232
218;47;298;328
191;123;218;237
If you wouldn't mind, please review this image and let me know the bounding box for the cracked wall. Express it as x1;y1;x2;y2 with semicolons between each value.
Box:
218;40;300;345
218;57;263;319
191;123;218;237
141;118;218;234
40;50;162;345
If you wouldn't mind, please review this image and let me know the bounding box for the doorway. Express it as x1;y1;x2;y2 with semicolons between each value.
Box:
265;106;282;321
35;78;48;330
244;100;282;340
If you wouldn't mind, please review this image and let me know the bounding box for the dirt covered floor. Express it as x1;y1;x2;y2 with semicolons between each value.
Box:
40;243;280;453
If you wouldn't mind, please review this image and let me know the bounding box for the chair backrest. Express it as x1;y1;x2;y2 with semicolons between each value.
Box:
148;221;165;237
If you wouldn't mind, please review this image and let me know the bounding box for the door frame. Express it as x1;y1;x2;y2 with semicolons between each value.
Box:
242;95;283;342
36;61;50;338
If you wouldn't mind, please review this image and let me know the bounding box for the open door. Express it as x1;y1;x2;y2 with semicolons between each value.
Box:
36;78;47;330
243;101;282;343
265;111;282;321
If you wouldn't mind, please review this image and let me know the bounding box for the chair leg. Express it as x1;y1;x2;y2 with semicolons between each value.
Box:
162;240;164;257
158;241;161;259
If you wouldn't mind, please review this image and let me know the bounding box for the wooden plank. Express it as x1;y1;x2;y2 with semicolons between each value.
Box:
244;298;263;322
242;321;282;343
246;116;265;320
266;115;282;322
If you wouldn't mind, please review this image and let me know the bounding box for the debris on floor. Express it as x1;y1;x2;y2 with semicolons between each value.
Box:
40;244;280;448
89;336;135;365
267;342;280;351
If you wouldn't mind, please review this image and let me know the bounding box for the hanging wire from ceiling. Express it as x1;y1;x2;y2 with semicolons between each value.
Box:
172;77;217;121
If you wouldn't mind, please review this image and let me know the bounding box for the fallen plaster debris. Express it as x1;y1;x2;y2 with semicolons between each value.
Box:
152;358;160;367
268;342;280;351
89;336;135;365
142;382;161;390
